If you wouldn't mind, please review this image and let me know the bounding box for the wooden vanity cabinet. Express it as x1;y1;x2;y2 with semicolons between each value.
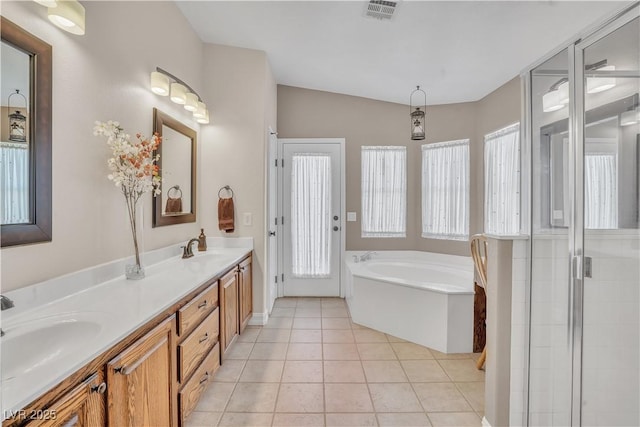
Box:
106;315;177;427
220;268;239;357
238;256;253;334
26;372;105;427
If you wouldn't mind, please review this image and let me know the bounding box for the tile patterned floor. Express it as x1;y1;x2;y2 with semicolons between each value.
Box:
186;298;484;427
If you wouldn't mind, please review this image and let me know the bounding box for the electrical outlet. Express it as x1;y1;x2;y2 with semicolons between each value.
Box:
243;212;253;226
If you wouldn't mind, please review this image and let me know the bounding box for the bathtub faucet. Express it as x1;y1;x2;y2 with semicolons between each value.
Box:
359;251;377;262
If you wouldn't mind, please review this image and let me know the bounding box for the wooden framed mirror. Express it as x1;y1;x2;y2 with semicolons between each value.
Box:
152;108;197;227
1;17;52;247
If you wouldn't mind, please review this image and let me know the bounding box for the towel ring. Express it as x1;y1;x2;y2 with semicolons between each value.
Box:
167;185;182;198
218;185;234;198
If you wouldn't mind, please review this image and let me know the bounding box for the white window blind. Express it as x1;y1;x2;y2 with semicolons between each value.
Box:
484;123;520;236
361;146;407;238
585;153;618;229
291;154;332;278
421;139;469;240
1;142;30;224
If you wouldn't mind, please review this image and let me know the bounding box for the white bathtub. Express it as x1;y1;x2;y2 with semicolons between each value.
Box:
345;251;475;353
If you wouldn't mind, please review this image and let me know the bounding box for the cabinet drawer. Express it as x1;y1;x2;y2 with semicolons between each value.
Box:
178;282;218;336
178;308;219;383
179;342;220;423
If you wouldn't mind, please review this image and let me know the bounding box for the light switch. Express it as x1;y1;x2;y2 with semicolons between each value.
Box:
347;212;357;222
243;212;253;226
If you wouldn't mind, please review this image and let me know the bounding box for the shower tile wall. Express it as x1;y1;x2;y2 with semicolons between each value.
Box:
510;239;527;426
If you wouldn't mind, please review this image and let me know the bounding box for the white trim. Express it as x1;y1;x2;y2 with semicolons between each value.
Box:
481;416;492;427
248;312;269;326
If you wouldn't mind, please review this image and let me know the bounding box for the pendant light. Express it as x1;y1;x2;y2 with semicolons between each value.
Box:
8;90;28;143
410;86;426;140
47;1;85;35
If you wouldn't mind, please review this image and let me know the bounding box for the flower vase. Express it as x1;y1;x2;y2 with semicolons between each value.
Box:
125;199;145;280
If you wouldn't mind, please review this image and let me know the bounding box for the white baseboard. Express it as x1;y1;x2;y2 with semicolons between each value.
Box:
248;312;268;326
482;416;491;427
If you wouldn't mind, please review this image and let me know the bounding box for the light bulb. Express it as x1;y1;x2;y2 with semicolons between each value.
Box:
150;72;170;96
47;1;85;35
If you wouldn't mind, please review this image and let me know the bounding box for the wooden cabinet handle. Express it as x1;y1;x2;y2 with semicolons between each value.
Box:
199;333;209;344
199;373;209;384
198;300;208;309
91;382;107;394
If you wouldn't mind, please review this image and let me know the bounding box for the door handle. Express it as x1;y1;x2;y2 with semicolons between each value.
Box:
333;226;339;231
269;231;276;236
333;215;339;221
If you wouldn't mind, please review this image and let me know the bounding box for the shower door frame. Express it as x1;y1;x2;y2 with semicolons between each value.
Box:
521;3;640;426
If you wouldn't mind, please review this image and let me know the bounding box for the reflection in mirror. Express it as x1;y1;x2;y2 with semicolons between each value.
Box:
152;108;196;227
1;17;52;247
1;42;30;224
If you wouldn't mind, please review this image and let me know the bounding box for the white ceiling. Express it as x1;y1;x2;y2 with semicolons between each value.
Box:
177;1;630;106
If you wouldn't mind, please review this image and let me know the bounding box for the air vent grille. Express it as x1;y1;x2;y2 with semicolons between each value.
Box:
364;0;399;21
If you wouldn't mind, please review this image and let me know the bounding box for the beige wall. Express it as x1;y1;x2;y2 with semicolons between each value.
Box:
0;1;206;291
200;44;277;317
278;79;521;256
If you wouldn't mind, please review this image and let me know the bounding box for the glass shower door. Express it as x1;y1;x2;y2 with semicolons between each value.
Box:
578;11;640;426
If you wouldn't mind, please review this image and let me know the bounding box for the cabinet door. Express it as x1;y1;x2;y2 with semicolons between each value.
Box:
220;269;239;355
27;372;106;427
238;256;253;333
107;316;177;427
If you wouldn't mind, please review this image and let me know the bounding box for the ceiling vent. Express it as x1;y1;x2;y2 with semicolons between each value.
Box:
364;0;399;21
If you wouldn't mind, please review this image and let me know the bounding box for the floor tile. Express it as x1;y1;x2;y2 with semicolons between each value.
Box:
437;359;485;382
293;317;323;329
354;329;389;343
282;360;323;383
385;334;408;343
264;317;294;329
297;298;322;308
324;360;366;383
368;383;423;412
249;343;289;360
325;383;374;412
350;321;368;330
238;360;284;383
426;412;481;427
225;342;254;360
272;413;325;427
287;343;323;360
362;361;408;382
377;412;432;426
323;343;360;360
275;383;324;412
185;411;222;427
236;327;261;343
401;360;449;382
456;382;485;412
194;382;236;412
212;360;245;382
217;412;273;427
273;299;297;308
430;350;473;360
323;329;355;343
225;383;279;412
271;307;296;317
391;342;434;359
413;382;472;412
256;328;291;343
296;308;323;317
322;317;352;329
326;413;377;426
357;343;397;360
290;329;323;343
322;298;347;308
322;308;350;318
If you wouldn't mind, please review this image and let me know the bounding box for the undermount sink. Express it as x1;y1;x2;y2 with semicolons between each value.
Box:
1;312;107;382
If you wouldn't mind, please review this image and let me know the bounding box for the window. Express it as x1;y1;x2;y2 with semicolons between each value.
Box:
484;123;520;235
361;146;406;237
585;152;618;229
421;139;469;240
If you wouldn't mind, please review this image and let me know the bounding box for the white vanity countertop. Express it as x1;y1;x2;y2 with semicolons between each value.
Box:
0;238;252;419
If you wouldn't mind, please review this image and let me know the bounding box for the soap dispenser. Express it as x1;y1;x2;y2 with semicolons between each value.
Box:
198;228;207;251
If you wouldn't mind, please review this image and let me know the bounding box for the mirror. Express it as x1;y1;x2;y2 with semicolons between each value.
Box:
1;17;52;247
152;108;197;227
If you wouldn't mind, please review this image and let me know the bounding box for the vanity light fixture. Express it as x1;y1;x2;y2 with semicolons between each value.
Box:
149;68;209;123
620;108;640;126
196;110;210;125
586;60;616;94
410;85;426;140
542;78;569;113
33;0;58;7
47;1;85;35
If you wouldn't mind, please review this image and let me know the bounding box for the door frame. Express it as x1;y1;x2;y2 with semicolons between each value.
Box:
275;138;346;298
266;128;278;313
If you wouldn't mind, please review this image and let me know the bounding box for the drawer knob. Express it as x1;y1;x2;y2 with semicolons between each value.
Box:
199;333;209;344
197;300;208;309
199;373;209;384
91;382;107;394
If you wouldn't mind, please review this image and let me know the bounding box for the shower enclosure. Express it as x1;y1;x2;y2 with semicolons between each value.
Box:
524;3;639;426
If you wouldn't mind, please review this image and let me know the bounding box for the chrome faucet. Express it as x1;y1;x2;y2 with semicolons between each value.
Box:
181;238;200;259
1;295;14;311
359;251;377;262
